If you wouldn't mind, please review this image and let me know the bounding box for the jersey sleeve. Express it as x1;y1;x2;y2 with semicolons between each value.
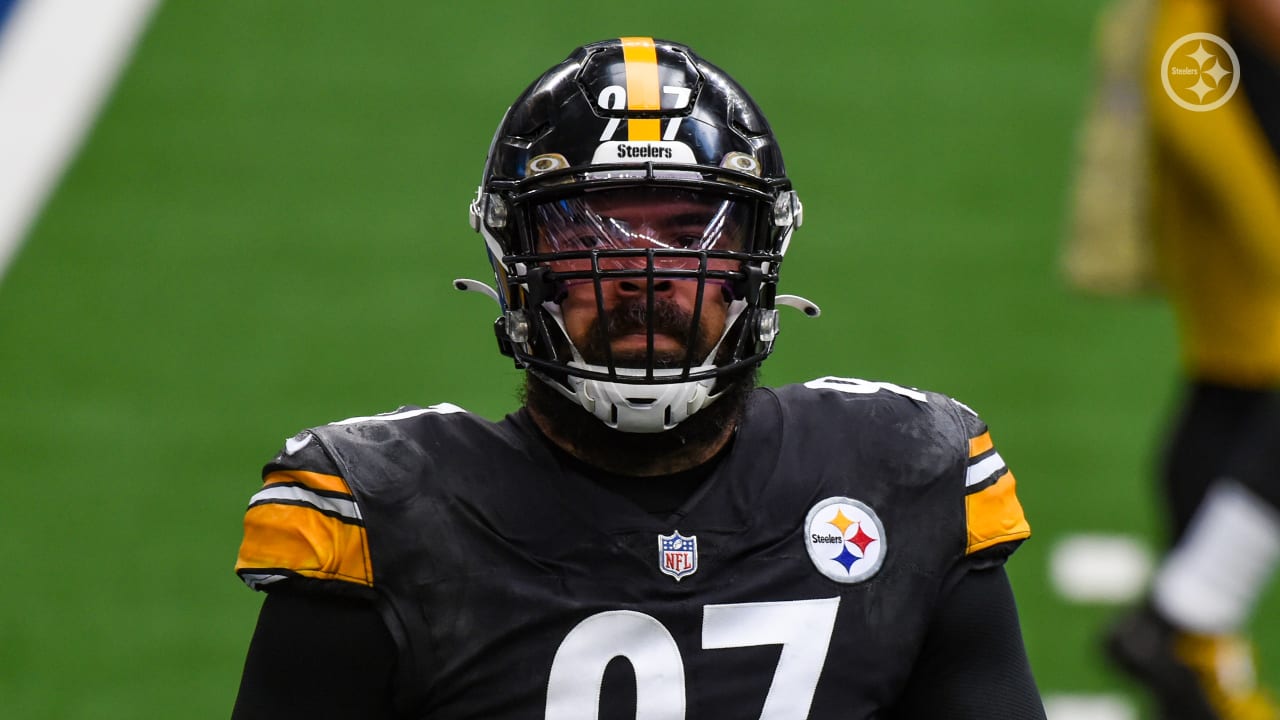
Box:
234;430;374;594
955;403;1032;564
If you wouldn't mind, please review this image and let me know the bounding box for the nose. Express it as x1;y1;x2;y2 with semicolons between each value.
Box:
615;274;676;296
599;251;679;296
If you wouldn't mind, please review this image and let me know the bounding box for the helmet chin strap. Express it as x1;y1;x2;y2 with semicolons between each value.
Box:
536;300;748;433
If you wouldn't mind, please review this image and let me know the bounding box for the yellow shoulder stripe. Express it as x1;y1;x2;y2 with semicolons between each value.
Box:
264;469;352;496
965;471;1031;555
235;502;372;587
968;431;994;458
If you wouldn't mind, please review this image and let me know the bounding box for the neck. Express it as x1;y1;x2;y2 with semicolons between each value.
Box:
523;369;755;477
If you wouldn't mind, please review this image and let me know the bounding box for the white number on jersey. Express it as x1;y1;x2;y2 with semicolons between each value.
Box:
545;598;840;720
803;376;927;402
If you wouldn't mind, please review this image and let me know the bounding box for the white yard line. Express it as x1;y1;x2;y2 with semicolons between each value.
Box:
1049;532;1153;604
1045;533;1151;712
0;0;160;284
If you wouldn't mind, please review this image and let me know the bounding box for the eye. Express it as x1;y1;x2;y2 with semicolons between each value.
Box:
674;234;705;249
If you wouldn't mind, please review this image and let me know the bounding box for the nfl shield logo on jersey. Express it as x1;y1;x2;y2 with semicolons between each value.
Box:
658;530;698;581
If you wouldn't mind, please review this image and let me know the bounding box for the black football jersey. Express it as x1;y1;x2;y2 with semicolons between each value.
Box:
235;376;1031;719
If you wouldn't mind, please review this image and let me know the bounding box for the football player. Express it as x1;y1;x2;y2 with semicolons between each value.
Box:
232;37;1045;719
1068;0;1280;717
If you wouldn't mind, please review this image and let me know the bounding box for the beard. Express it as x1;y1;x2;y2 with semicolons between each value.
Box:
577;294;721;369
522;364;758;476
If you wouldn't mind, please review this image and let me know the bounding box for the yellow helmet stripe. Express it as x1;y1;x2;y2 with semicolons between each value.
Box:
620;36;661;141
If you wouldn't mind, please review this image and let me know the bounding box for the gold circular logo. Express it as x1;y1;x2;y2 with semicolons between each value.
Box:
1160;32;1240;112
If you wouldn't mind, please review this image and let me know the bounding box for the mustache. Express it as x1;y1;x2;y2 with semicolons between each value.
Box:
601;297;694;338
579;297;713;365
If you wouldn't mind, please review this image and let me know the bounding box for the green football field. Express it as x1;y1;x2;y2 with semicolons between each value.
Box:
1;1;1275;717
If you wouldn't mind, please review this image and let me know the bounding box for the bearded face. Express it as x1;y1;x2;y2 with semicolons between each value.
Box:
533;186;748;371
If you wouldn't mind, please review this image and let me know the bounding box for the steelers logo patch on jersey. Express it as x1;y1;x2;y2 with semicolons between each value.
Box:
804;497;886;584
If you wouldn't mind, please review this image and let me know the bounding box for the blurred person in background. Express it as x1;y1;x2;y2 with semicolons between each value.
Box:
230;37;1046;719
1067;0;1280;717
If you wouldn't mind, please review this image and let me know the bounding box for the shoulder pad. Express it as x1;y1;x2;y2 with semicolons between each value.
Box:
789;377;1032;560
324;403;468;427
957;407;1031;561
263;429;340;476
780;375;963;484
234;429;373;593
234;403;471;593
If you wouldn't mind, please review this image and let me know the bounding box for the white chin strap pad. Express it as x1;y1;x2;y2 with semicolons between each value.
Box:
565;364;718;434
536;300;747;433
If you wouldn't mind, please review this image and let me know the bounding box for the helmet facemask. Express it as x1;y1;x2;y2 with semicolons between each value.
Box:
475;171;798;433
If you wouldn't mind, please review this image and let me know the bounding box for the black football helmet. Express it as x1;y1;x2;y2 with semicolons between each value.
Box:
463;37;817;433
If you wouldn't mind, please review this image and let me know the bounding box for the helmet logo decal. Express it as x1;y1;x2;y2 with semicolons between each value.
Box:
658;530;698;581
803;497;886;584
591;141;696;165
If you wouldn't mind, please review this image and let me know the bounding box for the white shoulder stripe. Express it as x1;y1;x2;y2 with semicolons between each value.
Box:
250;485;362;522
330;403;467;426
239;573;289;590
965;452;1007;487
